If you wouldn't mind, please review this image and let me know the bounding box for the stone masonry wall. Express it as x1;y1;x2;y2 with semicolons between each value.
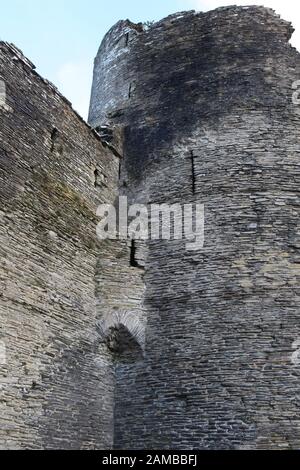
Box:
89;6;300;449
0;42;119;449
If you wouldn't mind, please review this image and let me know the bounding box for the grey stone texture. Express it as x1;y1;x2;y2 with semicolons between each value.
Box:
89;6;300;449
0;42;119;449
0;4;300;450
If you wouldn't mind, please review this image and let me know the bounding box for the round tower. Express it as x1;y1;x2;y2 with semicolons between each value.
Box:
89;6;300;449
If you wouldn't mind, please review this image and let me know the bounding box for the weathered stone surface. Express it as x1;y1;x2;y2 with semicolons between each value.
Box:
0;42;119;449
89;6;300;449
1;4;300;451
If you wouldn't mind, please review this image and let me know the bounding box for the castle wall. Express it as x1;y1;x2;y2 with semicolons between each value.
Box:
89;6;300;449
0;43;119;449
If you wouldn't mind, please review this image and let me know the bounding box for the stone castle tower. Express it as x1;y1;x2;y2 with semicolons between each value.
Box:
0;5;299;450
89;6;300;449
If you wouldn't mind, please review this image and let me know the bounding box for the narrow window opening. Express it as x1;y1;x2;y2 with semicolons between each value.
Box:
94;168;99;188
130;239;138;268
191;150;196;195
50;127;63;154
94;167;108;188
129;240;144;270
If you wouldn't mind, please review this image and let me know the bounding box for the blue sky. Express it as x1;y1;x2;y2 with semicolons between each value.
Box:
0;1;299;119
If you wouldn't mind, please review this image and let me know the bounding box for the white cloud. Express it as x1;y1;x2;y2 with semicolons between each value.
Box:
181;0;300;50
56;60;93;120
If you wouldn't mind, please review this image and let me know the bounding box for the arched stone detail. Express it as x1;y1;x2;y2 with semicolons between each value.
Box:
96;311;145;361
